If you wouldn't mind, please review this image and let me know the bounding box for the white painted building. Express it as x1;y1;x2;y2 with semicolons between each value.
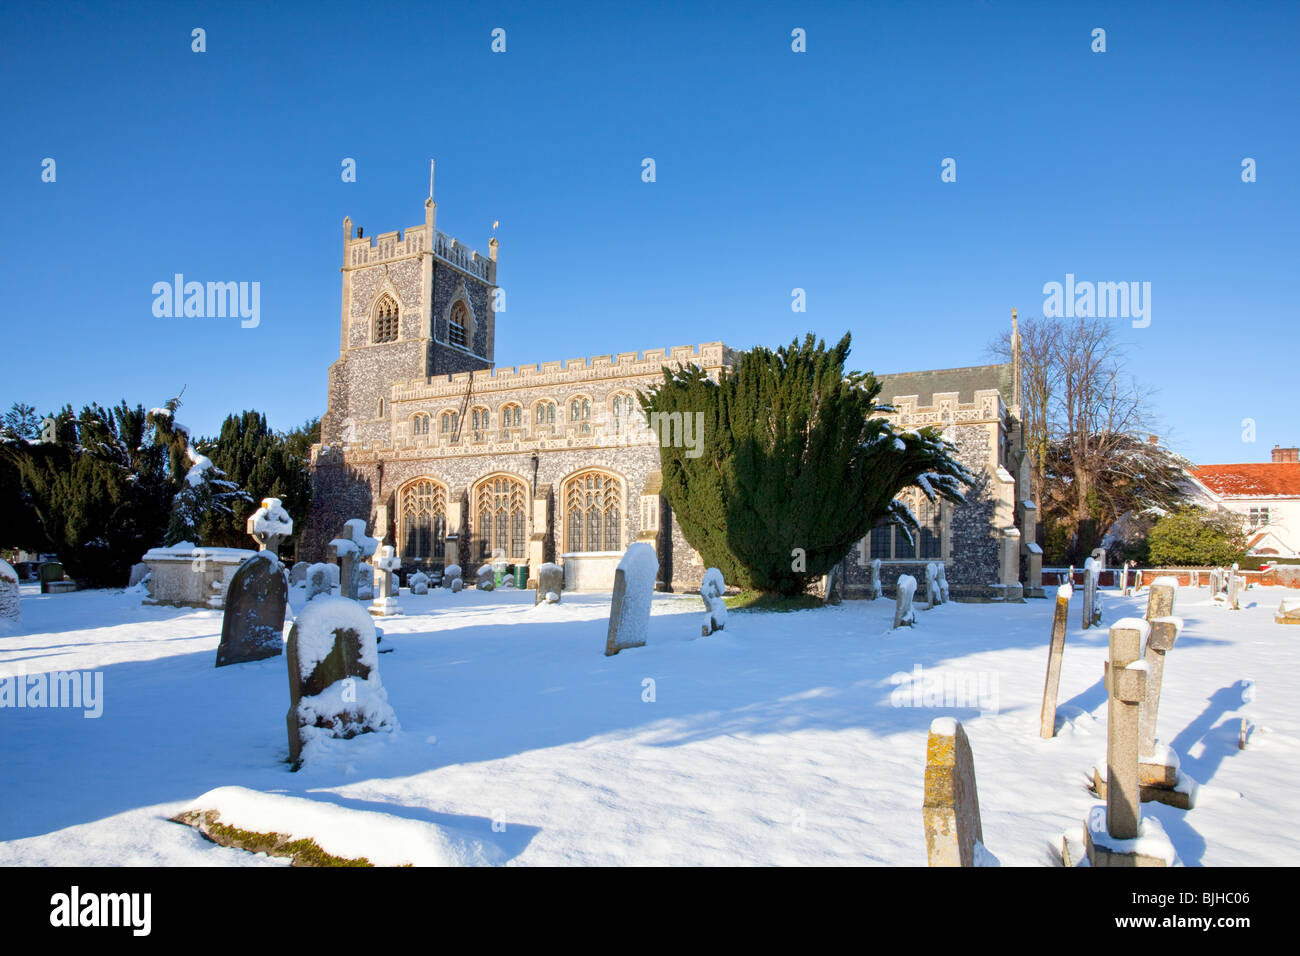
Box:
1187;446;1300;557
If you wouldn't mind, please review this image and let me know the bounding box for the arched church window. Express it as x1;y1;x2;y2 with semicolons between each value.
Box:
564;471;622;553
373;295;399;343
475;476;527;563
449;300;470;348
400;479;447;562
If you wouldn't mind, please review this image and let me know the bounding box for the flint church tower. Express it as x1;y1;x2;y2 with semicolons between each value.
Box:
320;183;499;448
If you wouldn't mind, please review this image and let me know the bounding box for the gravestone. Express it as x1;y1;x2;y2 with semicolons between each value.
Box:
924;562;944;607
216;553;288;667
450;577;463;593
1145;577;1177;621
700;567;727;636
409;570;430;595
128;562;150;588
356;561;374;601
305;563;333;601
291;562;309;586
247;497;293;557
1131;616;1197;810
1081;558;1101;629
369;545;402;617
1081;618;1173;867
893;574;917;628
1038;582;1073;738
535;562;563;606
444;564;462;589
1276;599;1300;625
923;718;996;867
1227;568;1242;610
38;562;65;594
869;558;882;601
476;564;495;591
604;543;657;656
936;564;949;603
330;519;378;601
284;596;397;769
0;559;20;626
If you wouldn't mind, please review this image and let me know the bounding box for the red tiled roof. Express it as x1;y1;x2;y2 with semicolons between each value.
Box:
1193;463;1300;498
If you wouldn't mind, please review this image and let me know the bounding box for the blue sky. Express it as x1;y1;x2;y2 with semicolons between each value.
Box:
1;0;1296;465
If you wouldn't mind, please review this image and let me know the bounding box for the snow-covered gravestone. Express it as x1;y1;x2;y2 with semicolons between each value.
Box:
700;567;727;636
923;718;997;867
1081;557;1101;629
291;562;309;586
1082;618;1173;867
936;564;949;603
821;564;842;606
330;519;378;601
216;552;288;667
605;543;657;656
444;564;462;590
247;497;293;558
893;574;917;629
0;559;20;628
450;577;463;594
284;596;397;769
128;562;150;588
476;564;495;591
1145;577;1177;621
369;545;402;617
305;563;333;601
924;562;943;607
408;570;430;595
535;562;563;606
1227;567;1243;611
1039;582;1073;739
869;558;882;601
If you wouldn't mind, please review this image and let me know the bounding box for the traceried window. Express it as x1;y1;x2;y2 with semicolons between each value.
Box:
400;479;447;562
449;300;470;348
475;476;527;563
564;471;622;553
861;497;943;562
500;404;523;439
441;410;459;438
411;413;431;437
569;398;592;435
535;402;556;425
611;393;635;436
471;407;489;441
373;295;399;343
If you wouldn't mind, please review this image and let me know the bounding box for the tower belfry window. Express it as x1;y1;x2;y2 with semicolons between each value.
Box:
374;295;399;343
449;300;470;348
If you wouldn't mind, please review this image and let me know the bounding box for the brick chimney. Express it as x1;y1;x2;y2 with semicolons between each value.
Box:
1272;445;1299;463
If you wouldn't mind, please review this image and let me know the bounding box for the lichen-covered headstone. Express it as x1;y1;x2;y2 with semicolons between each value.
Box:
923;718;996;867
0;559;21;627
216;553;288;667
408;570;430;595
700;567;727;635
893;574;917;628
284;596;397;769
1145;576;1177;620
535;562;563;606
605;543;657;656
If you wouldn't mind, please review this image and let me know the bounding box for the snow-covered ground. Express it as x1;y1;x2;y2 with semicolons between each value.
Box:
2;580;1297;866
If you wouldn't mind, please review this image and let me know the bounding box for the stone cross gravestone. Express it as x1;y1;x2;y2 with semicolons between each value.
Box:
893;574;917;628
247;497;293;557
535;562;563;606
369;545;403;617
605;543;657;656
923;718;995;867
216;553;288;667
284;596;397;769
330;519;378;601
1081;618;1172;867
1039;582;1073;738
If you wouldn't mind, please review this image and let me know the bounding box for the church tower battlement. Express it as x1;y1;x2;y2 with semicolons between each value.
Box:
322;178;500;447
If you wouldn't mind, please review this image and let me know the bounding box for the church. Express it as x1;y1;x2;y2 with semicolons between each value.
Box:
304;186;1043;601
